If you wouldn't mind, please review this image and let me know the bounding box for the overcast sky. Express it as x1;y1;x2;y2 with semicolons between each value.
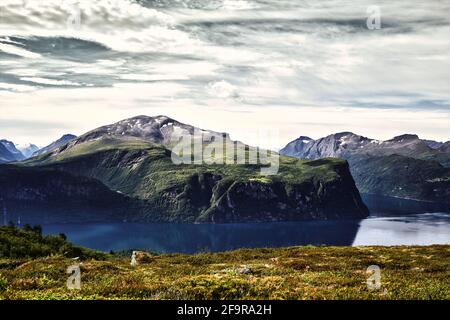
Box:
0;0;449;148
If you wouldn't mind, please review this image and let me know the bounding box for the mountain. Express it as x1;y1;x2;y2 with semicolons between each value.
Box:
439;141;450;153
1;116;369;223
0;143;16;163
281;132;373;159
0;139;24;162
16;143;39;158
281;132;450;203
44;116;236;158
279;136;313;158
424;139;444;150
32;134;77;157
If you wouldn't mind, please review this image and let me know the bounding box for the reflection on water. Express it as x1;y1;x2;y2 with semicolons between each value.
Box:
42;213;450;253
4;194;450;253
352;213;450;246
361;194;450;215
43;220;362;253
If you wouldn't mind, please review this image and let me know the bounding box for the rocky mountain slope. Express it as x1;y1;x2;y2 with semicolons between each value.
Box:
0;140;24;162
17;143;39;158
439;141;450;153
1;116;369;223
281;132;450;202
0;143;16;164
32;134;76;157
40;116;236;158
0;140;39;162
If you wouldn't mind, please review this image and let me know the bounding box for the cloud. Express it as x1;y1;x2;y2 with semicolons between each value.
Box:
0;0;449;145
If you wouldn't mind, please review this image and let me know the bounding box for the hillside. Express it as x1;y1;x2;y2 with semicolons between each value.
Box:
349;154;450;202
0;164;135;223
281;132;450;203
32;134;77;157
0;225;104;259
0;232;448;299
0;140;24;162
0;143;15;164
10;143;367;223
1;116;369;223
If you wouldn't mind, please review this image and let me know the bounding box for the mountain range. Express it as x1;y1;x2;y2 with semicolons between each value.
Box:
0;134;76;164
32;134;77;157
0;139;25;162
0;115;368;223
17;143;40;158
280;132;450;203
3;117;448;223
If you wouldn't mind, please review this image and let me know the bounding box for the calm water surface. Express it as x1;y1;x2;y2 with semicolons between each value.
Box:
5;194;450;253
39;195;450;253
41;213;450;253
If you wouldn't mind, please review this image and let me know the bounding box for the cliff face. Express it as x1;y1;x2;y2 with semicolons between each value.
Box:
0;161;369;223
199;163;368;223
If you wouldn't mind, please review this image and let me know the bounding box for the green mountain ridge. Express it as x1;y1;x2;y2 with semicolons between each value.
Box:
1;116;369;223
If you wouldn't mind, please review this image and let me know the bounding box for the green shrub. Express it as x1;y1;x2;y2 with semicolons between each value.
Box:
0;274;8;292
0;225;105;260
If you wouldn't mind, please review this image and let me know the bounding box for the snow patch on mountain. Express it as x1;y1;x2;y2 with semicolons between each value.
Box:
16;143;39;158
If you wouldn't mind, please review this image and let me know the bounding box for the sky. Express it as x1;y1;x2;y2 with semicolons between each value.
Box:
0;0;449;149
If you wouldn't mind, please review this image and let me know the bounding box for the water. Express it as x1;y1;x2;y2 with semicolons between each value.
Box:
352;213;450;246
35;195;450;253
41;213;450;253
4;194;450;252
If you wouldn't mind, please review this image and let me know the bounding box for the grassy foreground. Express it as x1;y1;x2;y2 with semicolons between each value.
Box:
1;244;449;300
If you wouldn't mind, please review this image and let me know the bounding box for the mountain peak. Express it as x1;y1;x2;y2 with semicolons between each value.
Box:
296;135;313;140
48;115;230;156
121;115;174;123
0;139;25;161
294;136;313;143
333;131;357;137
16;143;39;158
60;134;77;140
32;134;77;157
387;134;419;142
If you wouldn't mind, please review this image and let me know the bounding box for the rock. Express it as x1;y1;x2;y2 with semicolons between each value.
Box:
131;251;153;266
235;265;252;275
219;265;253;275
